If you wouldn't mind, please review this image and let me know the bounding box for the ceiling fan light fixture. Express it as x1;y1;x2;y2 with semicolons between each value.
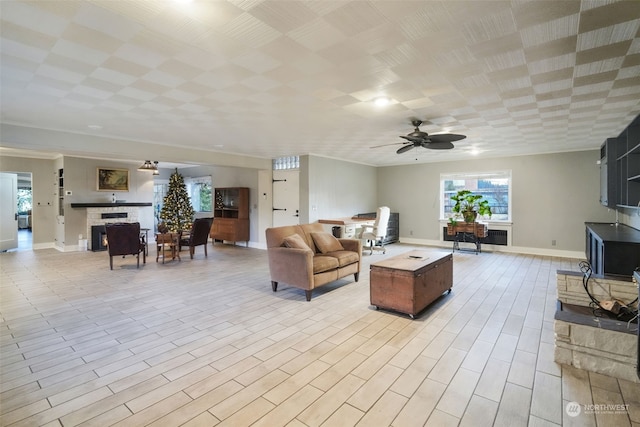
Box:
138;160;158;172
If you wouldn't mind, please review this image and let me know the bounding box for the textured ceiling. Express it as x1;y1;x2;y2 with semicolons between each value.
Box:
1;0;639;167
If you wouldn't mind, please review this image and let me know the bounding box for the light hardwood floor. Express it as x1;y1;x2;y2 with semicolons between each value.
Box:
1;242;638;426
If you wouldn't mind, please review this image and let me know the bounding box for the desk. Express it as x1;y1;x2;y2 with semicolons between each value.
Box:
318;217;374;238
156;233;181;263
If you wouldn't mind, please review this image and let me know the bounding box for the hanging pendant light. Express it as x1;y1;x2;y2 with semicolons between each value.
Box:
138;160;158;172
152;161;160;175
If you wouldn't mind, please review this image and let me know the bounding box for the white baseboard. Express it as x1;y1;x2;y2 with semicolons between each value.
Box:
399;237;584;259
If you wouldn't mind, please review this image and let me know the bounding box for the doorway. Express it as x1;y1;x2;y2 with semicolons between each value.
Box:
16;172;33;250
0;172;32;251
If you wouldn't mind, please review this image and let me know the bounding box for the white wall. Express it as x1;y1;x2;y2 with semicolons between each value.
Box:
377;150;618;253
304;155;378;223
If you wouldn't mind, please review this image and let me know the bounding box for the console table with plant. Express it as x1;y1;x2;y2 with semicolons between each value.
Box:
447;189;492;254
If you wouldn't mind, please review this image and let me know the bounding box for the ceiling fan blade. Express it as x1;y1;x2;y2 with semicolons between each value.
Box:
396;144;415;154
370;142;405;148
400;135;426;143
428;133;466;143
423;141;455;150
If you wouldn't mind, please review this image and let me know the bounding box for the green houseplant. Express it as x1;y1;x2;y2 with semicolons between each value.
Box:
451;189;492;223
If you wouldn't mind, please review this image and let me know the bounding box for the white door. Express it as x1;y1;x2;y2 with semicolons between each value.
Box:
0;173;18;251
272;170;299;227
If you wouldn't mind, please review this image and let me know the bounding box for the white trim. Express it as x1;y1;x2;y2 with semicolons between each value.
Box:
399;237;583;259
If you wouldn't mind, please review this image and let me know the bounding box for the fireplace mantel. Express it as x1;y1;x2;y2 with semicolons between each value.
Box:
71;202;152;208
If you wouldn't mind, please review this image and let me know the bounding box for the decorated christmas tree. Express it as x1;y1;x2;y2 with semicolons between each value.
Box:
159;169;194;232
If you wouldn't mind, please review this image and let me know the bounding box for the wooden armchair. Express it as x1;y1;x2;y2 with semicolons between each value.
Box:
105;222;146;270
179;217;213;259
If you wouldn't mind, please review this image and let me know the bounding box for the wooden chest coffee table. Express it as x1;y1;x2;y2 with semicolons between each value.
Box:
370;250;453;318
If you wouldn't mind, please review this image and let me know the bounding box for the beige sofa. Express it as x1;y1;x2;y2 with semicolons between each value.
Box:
265;223;362;301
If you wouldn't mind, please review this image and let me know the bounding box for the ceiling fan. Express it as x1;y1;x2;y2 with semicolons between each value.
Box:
372;119;466;154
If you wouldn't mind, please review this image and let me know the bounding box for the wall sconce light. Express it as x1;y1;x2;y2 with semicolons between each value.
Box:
138;160;158;172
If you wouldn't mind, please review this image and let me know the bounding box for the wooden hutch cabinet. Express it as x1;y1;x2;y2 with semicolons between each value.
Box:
211;187;249;245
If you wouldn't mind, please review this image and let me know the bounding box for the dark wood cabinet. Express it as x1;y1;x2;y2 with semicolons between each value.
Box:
585;222;640;278
211;187;249;245
602;114;640;208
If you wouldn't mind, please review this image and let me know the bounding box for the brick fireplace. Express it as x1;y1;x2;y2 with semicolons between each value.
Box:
86;207;140;251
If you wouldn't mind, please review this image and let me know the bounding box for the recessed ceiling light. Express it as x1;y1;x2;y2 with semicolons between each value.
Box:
374;97;390;107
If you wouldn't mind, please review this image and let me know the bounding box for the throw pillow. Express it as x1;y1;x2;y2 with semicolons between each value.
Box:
311;232;344;254
283;233;311;251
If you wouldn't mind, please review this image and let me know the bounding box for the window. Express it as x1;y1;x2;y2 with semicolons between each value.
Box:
441;171;511;221
185;176;212;212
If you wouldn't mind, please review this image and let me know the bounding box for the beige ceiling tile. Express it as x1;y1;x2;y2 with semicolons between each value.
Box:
176;81;217;96
130;79;170;95
61;22;122;54
471;33;525;60
572;81;614;96
487;64;530;83
142;69;185;89
496;76;533;92
573;70;618;87
622;53;640;68
352;25;406;56
231;50;281;74
512;0;580;29
536;88;572;101
74;2;141;42
288;17;346;51
250;1;317;33
572;90;610;103
44;53;96;76
117;86;156;102
240;74;281;92
482;50;528;73
53;39;109;66
114;43;167;69
618;64;640;79
520;14;579;48
1;53;39;74
36;63;85;84
523;35;577;63
574;58;625;77
324;1;388;37
500;86;535;99
0;21;57;51
101;56;150;78
462;8;517;44
128;29;183;58
528;53;576;74
71;84;113;101
612;76;640;89
578;1;640;34
530;67;574;85
157;59;204;81
578;21;640;50
219;12;282;48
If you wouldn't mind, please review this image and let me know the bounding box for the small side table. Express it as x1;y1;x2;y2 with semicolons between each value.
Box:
156;232;181;263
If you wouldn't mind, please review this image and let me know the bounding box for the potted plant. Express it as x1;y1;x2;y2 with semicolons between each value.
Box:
450;189;492;223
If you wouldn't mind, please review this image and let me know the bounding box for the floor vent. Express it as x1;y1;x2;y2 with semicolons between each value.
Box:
443;227;508;246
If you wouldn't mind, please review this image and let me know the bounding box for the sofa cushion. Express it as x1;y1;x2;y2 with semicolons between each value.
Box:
310;232;344;254
326;250;360;267
283;233;312;251
313;255;340;273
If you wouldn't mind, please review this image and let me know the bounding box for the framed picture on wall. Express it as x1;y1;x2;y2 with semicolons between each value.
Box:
97;168;129;191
